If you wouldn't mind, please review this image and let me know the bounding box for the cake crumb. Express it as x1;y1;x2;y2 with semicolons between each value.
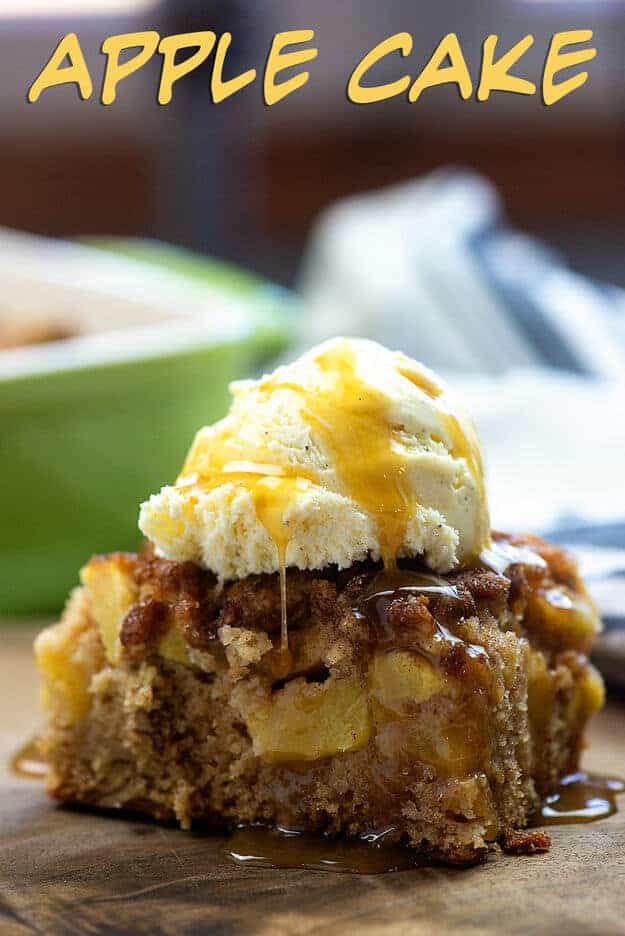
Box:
219;625;272;679
502;829;551;854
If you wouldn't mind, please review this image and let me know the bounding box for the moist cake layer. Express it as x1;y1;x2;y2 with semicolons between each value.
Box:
36;533;604;866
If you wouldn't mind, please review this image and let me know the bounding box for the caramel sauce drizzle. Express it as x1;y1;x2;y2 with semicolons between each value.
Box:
178;462;314;653
301;347;415;570
479;538;547;576
353;568;489;670
398;362;486;521
354;568;462;644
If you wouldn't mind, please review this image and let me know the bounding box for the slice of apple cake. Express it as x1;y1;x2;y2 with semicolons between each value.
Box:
35;532;603;866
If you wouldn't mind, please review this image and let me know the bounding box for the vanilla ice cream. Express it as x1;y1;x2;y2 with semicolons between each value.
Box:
139;338;490;580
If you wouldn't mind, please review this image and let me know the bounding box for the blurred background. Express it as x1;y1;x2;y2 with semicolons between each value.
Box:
1;0;625;689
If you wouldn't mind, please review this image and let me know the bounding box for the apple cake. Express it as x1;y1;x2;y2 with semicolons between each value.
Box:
35;531;603;865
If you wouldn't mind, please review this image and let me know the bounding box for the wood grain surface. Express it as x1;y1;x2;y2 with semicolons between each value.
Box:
1;625;624;936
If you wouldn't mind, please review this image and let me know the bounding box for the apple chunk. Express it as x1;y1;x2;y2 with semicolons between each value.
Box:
80;554;138;663
239;674;372;763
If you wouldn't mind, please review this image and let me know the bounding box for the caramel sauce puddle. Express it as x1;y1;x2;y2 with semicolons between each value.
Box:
224;825;419;874
532;771;625;826
10;737;48;779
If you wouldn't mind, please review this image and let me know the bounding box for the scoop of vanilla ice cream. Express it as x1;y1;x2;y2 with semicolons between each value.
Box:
139;338;490;579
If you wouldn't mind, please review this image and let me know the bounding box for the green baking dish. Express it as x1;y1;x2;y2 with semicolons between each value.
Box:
0;233;293;615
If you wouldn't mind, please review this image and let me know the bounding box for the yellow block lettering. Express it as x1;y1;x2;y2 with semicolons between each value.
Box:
477;34;536;101
409;33;472;102
542;30;596;106
28;33;92;102
264;29;318;106
101;31;159;105
158;32;216;105
212;33;257;103
347;33;413;104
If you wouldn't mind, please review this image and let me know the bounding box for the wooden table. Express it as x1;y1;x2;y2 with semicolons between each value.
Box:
2;625;624;935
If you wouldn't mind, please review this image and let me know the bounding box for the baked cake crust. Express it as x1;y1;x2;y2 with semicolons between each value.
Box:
36;532;604;866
